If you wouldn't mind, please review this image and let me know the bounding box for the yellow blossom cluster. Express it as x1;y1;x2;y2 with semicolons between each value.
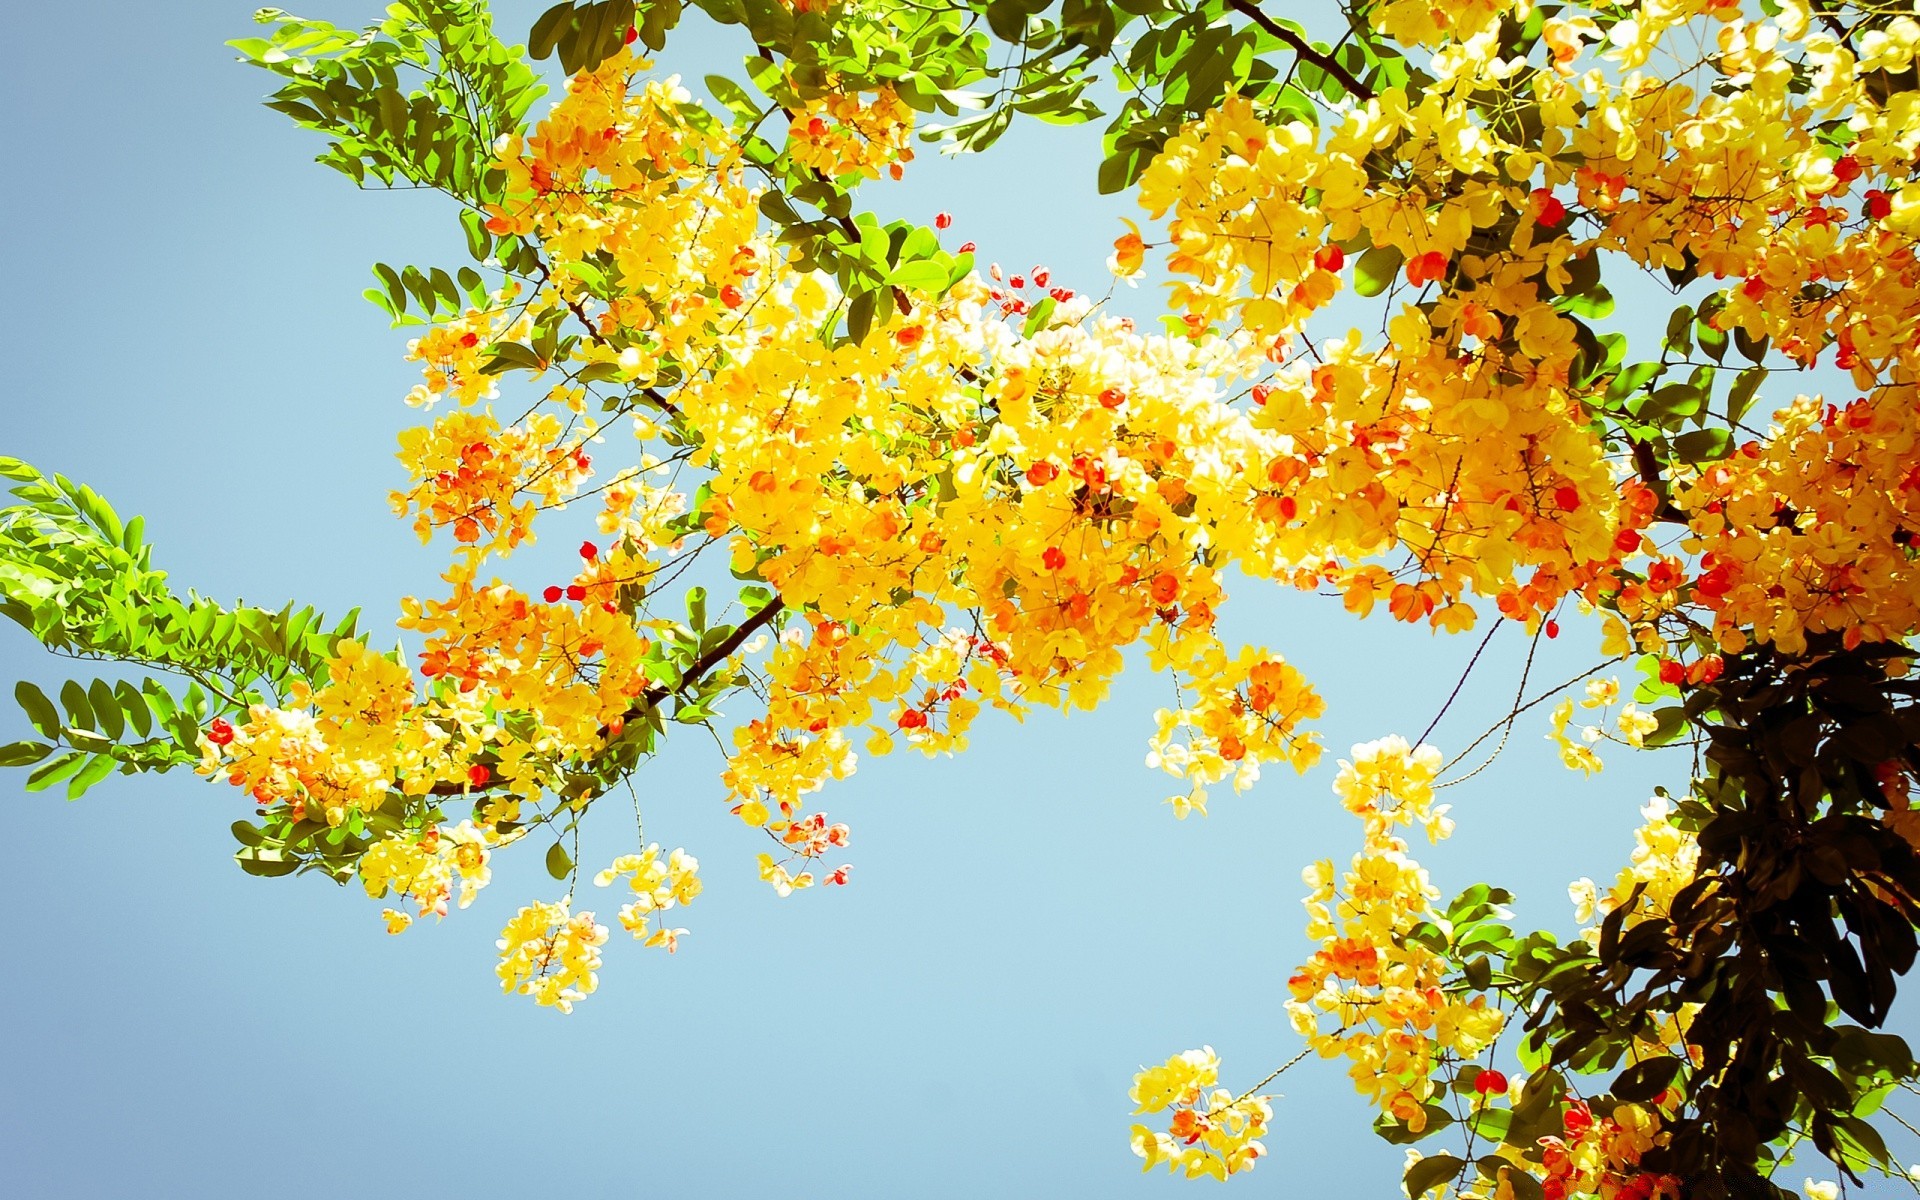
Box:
783;84;915;182
1675;394;1920;656
495;899;609;1013
359;819;495;923
195;0;1920;1017
1546;676;1662;775
1286;738;1503;1131
1128;1047;1274;1180
403;292;529;409
594;844;701;951
1138;93;1639;634
392;407;594;553
1537;1093;1681;1200
1568;794;1701;948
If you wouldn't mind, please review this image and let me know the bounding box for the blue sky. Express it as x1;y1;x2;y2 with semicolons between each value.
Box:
2;2;1913;1197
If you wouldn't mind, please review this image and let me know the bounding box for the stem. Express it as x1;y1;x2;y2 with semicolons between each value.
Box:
1225;0;1375;101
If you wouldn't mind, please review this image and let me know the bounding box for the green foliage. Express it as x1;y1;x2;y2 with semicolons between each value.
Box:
234;1;548;278
0;456;364;799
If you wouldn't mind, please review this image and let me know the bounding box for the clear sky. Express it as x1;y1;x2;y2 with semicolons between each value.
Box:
2;2;1914;1197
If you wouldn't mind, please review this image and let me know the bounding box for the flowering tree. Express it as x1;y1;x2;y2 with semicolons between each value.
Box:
6;0;1920;1194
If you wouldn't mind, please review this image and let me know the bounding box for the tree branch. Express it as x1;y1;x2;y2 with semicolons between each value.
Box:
1627;436;1690;524
1226;0;1375;101
428;596;787;795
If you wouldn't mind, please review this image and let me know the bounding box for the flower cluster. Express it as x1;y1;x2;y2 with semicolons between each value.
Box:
495;900;610;1013
595;844;701;950
783;84;916;181
1128;1048;1274;1180
1286;738;1502;1130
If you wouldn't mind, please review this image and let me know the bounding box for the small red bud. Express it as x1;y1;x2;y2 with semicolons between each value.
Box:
543;585;564;603
468;764;492;787
934;212;953;229
207;718;236;747
579;540;598;560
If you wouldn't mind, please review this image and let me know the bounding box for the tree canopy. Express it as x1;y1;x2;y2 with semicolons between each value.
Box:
6;0;1920;1195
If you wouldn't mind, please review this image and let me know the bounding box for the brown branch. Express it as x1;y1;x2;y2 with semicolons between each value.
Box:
1226;0;1375;101
426;596;787;795
1627;436;1690;524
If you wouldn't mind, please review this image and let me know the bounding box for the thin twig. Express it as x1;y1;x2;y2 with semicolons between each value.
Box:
1225;0;1375;101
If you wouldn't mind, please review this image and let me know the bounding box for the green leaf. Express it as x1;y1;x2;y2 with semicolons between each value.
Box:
1663;304;1694;356
1403;1153;1463;1199
1644;706;1688;747
705;74;761;122
15;682;58;738
236;846;300;877
1695;317;1728;362
23;750;85;792
114;680;153;739
1726;366;1766;427
1354;246;1404;297
1468;1108;1511;1142
67;753;116;799
985;0;1027;41
1605;361;1662;403
889;260;950;294
1672;428;1733;463
1097;147;1144;195
59;681;94;731
1021;296;1058;337
88;679;123;741
1463;954;1492;990
1637;383;1703;423
546;841;574;880
1611;1056;1681;1102
0;741;53;767
1557;284;1613;319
